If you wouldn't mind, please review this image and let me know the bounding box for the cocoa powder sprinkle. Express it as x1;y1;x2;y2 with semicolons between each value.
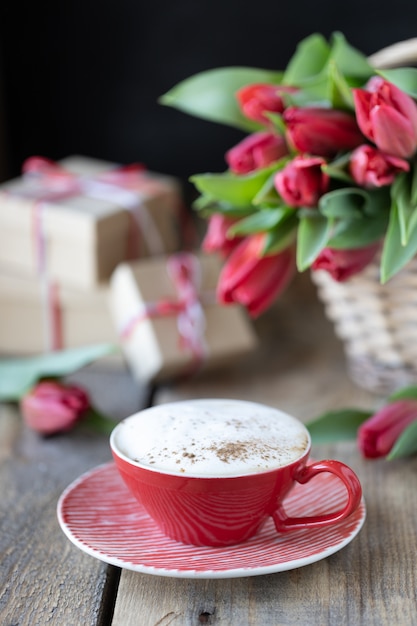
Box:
207;440;273;464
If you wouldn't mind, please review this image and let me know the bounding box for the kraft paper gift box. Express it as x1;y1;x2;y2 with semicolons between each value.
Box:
0;155;183;290
0;268;118;355
109;253;258;383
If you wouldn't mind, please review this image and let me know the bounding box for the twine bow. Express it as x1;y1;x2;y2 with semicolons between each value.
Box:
23;156;166;258
121;252;209;365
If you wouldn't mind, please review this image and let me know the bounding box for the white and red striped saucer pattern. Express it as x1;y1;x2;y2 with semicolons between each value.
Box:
57;462;366;579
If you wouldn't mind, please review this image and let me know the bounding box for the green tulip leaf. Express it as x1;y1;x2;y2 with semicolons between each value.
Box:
264;111;286;135
322;164;353;183
388;384;417;402
328;60;356;109
328;212;388;249
306;408;373;444
80;407;118;437
298;72;334;103
411;163;417;206
327;151;353;169
361;187;391;217
253;162;289;205
160;67;282;131
284;60;338;104
376;67;417;99
296;212;332;270
283;32;372;105
330;31;374;79
282;33;330;85
204;204;255;219
228;207;290;236
319;187;368;219
192;195;254;218
381;201;417;282
0;343;118;402
262;215;298;254
322;152;353;183
191;168;275;207
283;83;331;108
391;170;417;245
252;179;280;206
192;193;218;213
387;420;417;460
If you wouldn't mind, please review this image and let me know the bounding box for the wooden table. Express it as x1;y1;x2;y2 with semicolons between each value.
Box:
1;275;416;625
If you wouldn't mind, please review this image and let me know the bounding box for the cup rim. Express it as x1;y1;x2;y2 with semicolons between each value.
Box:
110;400;312;479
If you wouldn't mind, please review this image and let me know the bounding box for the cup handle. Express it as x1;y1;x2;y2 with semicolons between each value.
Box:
272;460;362;532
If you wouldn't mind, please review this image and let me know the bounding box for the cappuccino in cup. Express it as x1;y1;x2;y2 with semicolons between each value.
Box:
113;399;309;476
110;399;362;547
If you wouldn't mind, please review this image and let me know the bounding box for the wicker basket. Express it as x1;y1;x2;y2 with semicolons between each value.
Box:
312;39;417;395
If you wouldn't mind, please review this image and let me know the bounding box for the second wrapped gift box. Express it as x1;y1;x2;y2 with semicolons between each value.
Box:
109;252;258;382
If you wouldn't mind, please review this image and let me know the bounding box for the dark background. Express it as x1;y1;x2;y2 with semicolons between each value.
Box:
1;1;416;196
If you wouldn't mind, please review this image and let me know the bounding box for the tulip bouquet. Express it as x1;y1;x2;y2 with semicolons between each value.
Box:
161;32;417;317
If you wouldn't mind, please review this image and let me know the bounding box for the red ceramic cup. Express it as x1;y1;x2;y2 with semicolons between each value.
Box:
110;400;362;547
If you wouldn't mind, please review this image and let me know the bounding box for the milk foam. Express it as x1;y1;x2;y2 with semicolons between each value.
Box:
112;399;309;477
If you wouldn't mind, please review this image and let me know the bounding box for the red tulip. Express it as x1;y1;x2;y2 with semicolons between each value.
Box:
350;144;410;188
353;77;417;158
311;243;380;282
283;107;364;157
236;83;297;125
358;399;417;458
226;131;288;174
274;155;329;208
202;214;243;257
217;234;295;317
20;380;90;436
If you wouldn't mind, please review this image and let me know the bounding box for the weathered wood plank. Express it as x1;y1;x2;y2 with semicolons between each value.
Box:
0;364;148;626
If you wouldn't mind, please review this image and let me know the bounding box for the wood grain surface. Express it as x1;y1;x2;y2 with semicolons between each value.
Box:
0;365;149;626
1;275;416;625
